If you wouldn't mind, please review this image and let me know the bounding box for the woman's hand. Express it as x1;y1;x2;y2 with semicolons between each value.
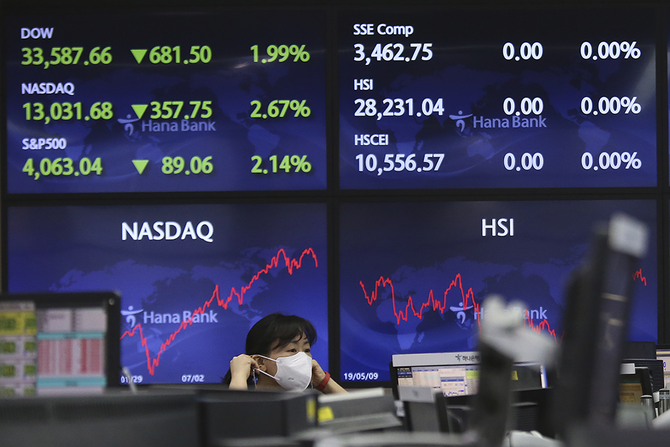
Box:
311;358;347;394
229;354;258;390
311;358;327;388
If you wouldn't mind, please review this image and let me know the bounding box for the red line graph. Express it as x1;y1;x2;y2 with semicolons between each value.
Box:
360;273;480;327
121;247;318;375
360;269;649;344
526;317;558;342
633;268;647;286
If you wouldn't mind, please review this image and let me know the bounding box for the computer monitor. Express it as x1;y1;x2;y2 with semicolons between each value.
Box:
149;385;321;442
619;364;654;404
655;346;670;389
399;385;555;437
622;360;664;393
317;388;402;434
0;390;201;447
391;352;481;400
390;351;546;400
554;213;648;433
399;386;455;433
623;341;658;360
0;291;121;396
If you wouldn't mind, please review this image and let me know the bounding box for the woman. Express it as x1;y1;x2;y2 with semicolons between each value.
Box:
224;313;346;393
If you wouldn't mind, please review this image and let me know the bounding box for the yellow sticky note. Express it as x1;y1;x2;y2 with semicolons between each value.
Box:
318;406;335;422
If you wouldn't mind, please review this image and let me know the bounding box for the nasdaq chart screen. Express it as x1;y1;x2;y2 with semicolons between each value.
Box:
339;200;657;383
339;7;656;189
4;11;326;193
7;203;329;384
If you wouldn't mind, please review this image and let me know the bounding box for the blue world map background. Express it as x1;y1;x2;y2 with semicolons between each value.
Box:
7;203;329;384
339;8;656;189
339;200;657;383
5;11;327;193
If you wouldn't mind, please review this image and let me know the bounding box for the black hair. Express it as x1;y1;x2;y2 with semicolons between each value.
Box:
222;313;317;387
245;313;317;356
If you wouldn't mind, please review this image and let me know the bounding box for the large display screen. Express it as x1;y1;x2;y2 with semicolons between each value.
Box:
339;7;657;189
4;11;327;193
340;200;657;383
6;203;329;384
2;1;667;388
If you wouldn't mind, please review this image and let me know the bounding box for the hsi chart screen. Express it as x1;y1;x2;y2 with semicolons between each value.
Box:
339;200;657;383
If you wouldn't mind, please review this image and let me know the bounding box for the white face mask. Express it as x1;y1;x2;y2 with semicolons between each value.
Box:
255;351;313;391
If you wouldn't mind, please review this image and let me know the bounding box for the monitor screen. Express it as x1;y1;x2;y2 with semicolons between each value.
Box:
6;203;328;385
0;391;201;447
399;366;480;396
339;6;656;189
3;10;327;193
395;352;480;397
620;367;653;404
656;348;670;388
1;0;667;395
0;291;120;396
340;199;657;384
392;351;544;398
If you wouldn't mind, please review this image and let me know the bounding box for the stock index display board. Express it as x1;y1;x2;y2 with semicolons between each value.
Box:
339;7;657;189
2;1;668;387
4;11;327;193
3;4;660;193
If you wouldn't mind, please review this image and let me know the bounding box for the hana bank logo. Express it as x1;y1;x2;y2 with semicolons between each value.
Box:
118;114;140;139
449;300;476;329
448;110;473;133
449;108;547;133
121;305;143;329
121;305;219;328
455;353;481;363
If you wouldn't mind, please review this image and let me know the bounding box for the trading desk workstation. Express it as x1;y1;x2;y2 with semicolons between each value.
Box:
3;0;670;445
